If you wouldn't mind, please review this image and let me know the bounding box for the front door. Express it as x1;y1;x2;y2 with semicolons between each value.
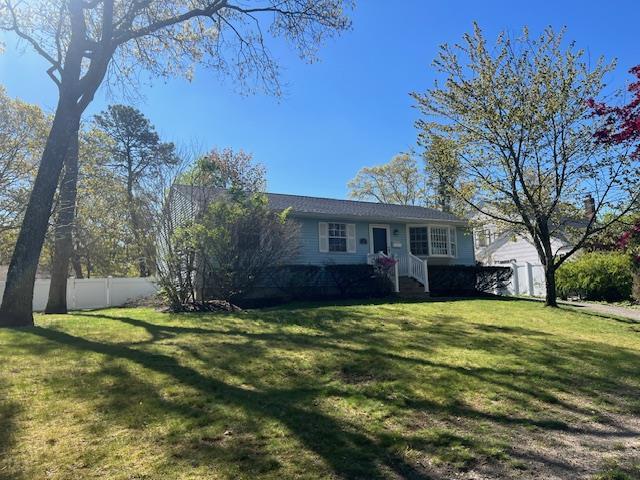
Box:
371;226;389;254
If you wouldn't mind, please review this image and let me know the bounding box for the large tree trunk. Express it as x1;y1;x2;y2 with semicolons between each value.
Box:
544;264;558;307
0;97;80;327
45;132;80;314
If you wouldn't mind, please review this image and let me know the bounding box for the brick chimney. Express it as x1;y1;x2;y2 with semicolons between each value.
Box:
584;194;596;220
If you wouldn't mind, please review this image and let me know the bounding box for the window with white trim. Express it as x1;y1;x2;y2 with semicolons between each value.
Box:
409;227;429;255
328;222;347;252
449;227;457;257
430;226;450;256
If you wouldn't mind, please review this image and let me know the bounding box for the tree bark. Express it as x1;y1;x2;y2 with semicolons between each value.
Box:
0;96;80;327
544;265;558;307
71;250;83;279
45;132;79;314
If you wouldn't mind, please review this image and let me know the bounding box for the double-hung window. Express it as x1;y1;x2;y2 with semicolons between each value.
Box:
328;222;347;252
409;227;429;255
319;222;356;253
430;226;450;256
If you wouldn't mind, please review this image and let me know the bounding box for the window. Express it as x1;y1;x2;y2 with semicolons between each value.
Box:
430;226;450;256
328;222;347;252
409;227;429;255
319;222;356;253
475;228;498;247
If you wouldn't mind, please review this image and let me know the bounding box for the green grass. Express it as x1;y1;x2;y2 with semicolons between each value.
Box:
1;298;640;479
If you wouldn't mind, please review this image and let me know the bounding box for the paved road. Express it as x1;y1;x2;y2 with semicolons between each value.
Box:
561;300;640;322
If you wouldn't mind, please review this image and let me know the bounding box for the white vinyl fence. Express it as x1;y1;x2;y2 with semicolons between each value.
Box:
0;277;158;312
501;262;546;298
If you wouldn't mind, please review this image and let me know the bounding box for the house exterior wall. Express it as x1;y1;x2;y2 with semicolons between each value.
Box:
478;234;569;265
291;216;475;266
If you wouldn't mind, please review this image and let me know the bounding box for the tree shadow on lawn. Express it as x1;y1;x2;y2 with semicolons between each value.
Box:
75;310;640;427
0;393;20;480
19;305;640;478
27;326;435;480
82;308;640;410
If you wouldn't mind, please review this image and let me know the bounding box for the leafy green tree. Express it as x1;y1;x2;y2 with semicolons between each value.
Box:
45;133;79;313
182;148;266;192
412;25;640;307
73;133;137;278
95;104;177;277
348;154;425;205
158;158;297;308
422;134;464;214
0;0;352;326
0;88;48;265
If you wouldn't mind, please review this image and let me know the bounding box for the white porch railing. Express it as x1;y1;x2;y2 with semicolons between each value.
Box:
408;254;429;293
367;252;400;293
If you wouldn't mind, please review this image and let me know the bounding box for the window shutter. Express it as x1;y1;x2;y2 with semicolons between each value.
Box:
347;224;356;253
319;222;329;252
450;227;457;258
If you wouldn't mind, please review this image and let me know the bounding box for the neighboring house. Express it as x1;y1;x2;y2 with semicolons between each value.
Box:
171;186;476;293
472;195;595;267
473;224;574;266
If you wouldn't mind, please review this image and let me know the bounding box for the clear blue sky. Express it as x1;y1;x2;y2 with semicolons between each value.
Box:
0;0;637;199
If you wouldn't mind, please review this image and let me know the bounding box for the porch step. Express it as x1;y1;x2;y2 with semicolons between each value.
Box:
397;276;430;298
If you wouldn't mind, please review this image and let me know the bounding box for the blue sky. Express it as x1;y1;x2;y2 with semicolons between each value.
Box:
0;0;638;199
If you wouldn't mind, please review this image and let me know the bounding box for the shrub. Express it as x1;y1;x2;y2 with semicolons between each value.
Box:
239;264;394;306
427;265;512;296
267;265;325;301
556;252;633;302
325;264;394;298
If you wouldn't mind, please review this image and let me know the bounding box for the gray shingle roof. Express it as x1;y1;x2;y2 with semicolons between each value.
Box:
265;192;464;222
173;185;465;223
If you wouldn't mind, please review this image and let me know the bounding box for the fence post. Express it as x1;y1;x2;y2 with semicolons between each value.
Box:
511;261;519;295
71;278;77;310
526;262;534;296
106;276;112;307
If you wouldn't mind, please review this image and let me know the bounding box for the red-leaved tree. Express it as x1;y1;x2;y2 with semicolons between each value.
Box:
591;64;640;301
589;65;640;157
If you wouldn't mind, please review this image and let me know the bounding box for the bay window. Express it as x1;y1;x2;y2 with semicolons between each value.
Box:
409;225;458;257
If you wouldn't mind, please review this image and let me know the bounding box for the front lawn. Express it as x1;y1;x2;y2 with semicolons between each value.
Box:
1;299;640;479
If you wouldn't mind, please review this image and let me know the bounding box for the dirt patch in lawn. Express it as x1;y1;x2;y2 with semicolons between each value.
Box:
416;411;640;480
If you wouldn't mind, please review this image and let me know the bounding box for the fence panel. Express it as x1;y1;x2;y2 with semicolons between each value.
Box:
505;262;546;297
0;277;158;312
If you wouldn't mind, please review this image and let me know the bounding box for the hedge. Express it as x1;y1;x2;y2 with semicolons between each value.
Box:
427;265;512;296
556;251;633;302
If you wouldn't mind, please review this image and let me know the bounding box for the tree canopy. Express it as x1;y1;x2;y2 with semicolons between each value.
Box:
412;24;640;306
348;154;424;206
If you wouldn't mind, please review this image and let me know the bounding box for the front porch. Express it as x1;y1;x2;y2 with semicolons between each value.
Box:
367;252;430;295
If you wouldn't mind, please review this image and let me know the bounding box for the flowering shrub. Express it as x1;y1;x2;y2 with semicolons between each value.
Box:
375;255;399;271
618;219;640;301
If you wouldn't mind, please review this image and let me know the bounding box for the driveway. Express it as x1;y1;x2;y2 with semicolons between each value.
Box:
561;300;640;322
